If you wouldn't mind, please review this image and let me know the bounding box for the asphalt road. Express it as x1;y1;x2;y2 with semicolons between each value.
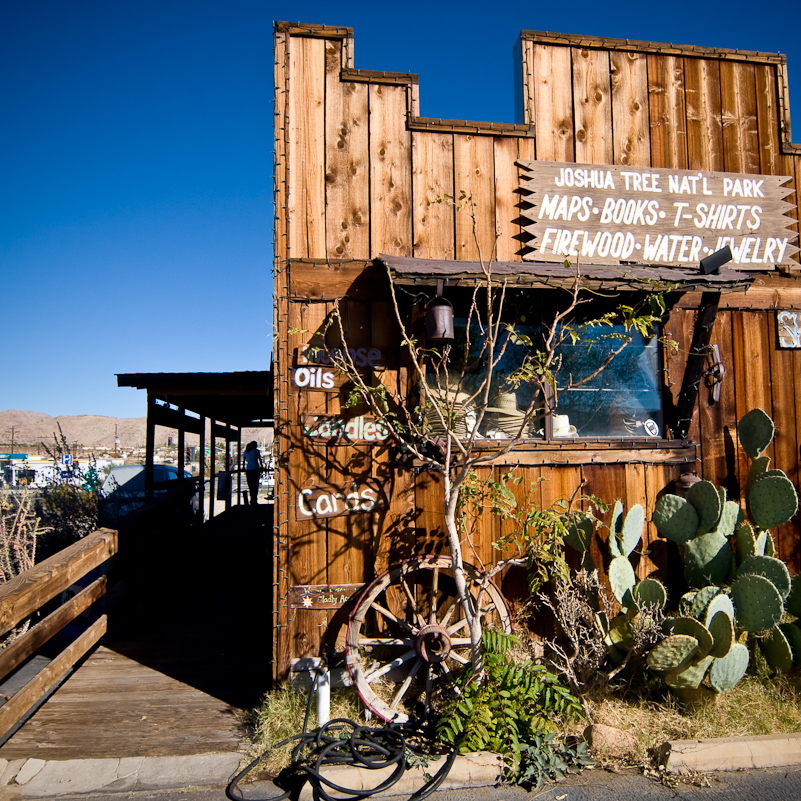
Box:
20;765;801;801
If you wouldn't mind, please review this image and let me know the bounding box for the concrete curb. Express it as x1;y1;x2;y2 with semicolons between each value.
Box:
657;732;801;774
293;752;504;801
0;753;243;797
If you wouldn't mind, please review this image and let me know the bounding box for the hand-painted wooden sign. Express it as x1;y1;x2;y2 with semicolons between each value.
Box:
299;344;384;369
778;311;801;348
292;364;343;392
289;583;362;609
292;346;387;393
303;414;391;444
295;478;384;520
518;159;798;270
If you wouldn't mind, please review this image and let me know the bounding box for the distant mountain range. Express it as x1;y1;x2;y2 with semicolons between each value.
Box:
0;410;269;452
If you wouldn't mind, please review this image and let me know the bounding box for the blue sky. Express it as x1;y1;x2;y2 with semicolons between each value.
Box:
2;0;800;418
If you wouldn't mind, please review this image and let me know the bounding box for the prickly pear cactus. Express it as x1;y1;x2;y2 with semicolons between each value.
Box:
709;643;749;693
730;573;784;632
646;408;800;694
686;480;722;533
748;473;798;531
652;494;698;544
738;407;775;459
633;577;667;609
647;634;699;673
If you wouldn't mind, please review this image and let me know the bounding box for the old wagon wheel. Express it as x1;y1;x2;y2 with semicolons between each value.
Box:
345;555;512;724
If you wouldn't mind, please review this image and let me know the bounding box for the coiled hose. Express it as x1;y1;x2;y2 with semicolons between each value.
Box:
227;669;456;801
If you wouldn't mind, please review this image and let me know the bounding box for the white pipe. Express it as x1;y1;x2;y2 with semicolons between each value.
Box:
316;667;330;727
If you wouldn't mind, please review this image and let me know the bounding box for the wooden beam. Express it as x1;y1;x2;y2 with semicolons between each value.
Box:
429;444;697;467
0;577;107;682
0;615;107;740
150;403;205;435
675;291;721;439
0;529;117;637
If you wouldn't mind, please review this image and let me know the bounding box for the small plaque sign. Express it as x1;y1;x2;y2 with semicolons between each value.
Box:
289;584;362;609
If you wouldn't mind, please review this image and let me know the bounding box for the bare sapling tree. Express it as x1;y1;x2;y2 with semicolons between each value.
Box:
325;193;669;670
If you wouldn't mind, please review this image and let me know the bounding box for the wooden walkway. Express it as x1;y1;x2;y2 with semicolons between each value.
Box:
0;503;273;762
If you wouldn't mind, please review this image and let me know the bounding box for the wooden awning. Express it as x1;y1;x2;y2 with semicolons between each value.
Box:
377;254;754;293
116;370;273;429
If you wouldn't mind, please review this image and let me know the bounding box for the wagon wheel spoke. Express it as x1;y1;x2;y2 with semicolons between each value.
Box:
390;657;424;709
439;596;458;628
424;663;433;717
399;573;426;630
447;617;468;636
370;600;416;635
429;566;440;625
358;637;413;647
364;649;416;684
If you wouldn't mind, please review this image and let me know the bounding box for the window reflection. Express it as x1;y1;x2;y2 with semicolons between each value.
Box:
554;325;663;438
423;309;663;441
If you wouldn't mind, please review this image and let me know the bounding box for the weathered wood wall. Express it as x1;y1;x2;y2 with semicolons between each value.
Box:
273;22;801;677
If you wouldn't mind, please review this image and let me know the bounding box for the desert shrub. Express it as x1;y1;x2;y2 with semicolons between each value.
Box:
35;484;99;558
1;492;43;648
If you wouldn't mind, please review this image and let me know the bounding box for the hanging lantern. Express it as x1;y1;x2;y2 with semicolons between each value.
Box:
425;279;454;344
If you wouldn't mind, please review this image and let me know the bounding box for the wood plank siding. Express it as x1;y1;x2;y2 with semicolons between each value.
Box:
273;23;801;677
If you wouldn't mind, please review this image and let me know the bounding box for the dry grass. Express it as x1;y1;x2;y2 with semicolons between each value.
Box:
584;674;801;765
244;685;369;778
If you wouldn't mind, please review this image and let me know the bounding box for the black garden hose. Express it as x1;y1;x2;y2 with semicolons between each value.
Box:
227;669;456;801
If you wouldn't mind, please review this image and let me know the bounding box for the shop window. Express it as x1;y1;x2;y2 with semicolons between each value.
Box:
423;291;663;442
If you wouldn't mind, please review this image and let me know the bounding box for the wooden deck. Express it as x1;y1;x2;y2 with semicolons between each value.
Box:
0;503;273;761
0;646;244;760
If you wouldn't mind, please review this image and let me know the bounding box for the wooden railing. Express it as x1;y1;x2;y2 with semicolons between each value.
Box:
0;528;118;740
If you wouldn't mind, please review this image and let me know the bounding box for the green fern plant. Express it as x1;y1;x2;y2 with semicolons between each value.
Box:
435;630;586;782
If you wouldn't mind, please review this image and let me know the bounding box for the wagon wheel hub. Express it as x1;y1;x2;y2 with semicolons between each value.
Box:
415;624;452;663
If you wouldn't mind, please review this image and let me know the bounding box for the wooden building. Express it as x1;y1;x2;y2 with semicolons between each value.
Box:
272;22;801;713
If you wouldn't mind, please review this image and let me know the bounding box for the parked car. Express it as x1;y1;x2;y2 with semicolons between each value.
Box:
100;464;199;520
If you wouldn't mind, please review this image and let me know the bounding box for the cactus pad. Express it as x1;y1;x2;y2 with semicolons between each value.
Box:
687;480;722;532
607;500;623;557
716;501;742;539
749;473;798;530
759;626;794;673
653;494;699;544
684;531;732;588
709;643;749;692
663;616;714;657
785;575;801;617
704;593;735;626
707;611;734;658
691;586;722;619
738;407;775;459
737;555;791;600
730;573;784;632
665;655;714;689
634;577;667;609
779;623;801;669
608;555;637;606
736;523;757;561
746;456;771;494
606;615;634;650
647;634;699;673
619;504;645;557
